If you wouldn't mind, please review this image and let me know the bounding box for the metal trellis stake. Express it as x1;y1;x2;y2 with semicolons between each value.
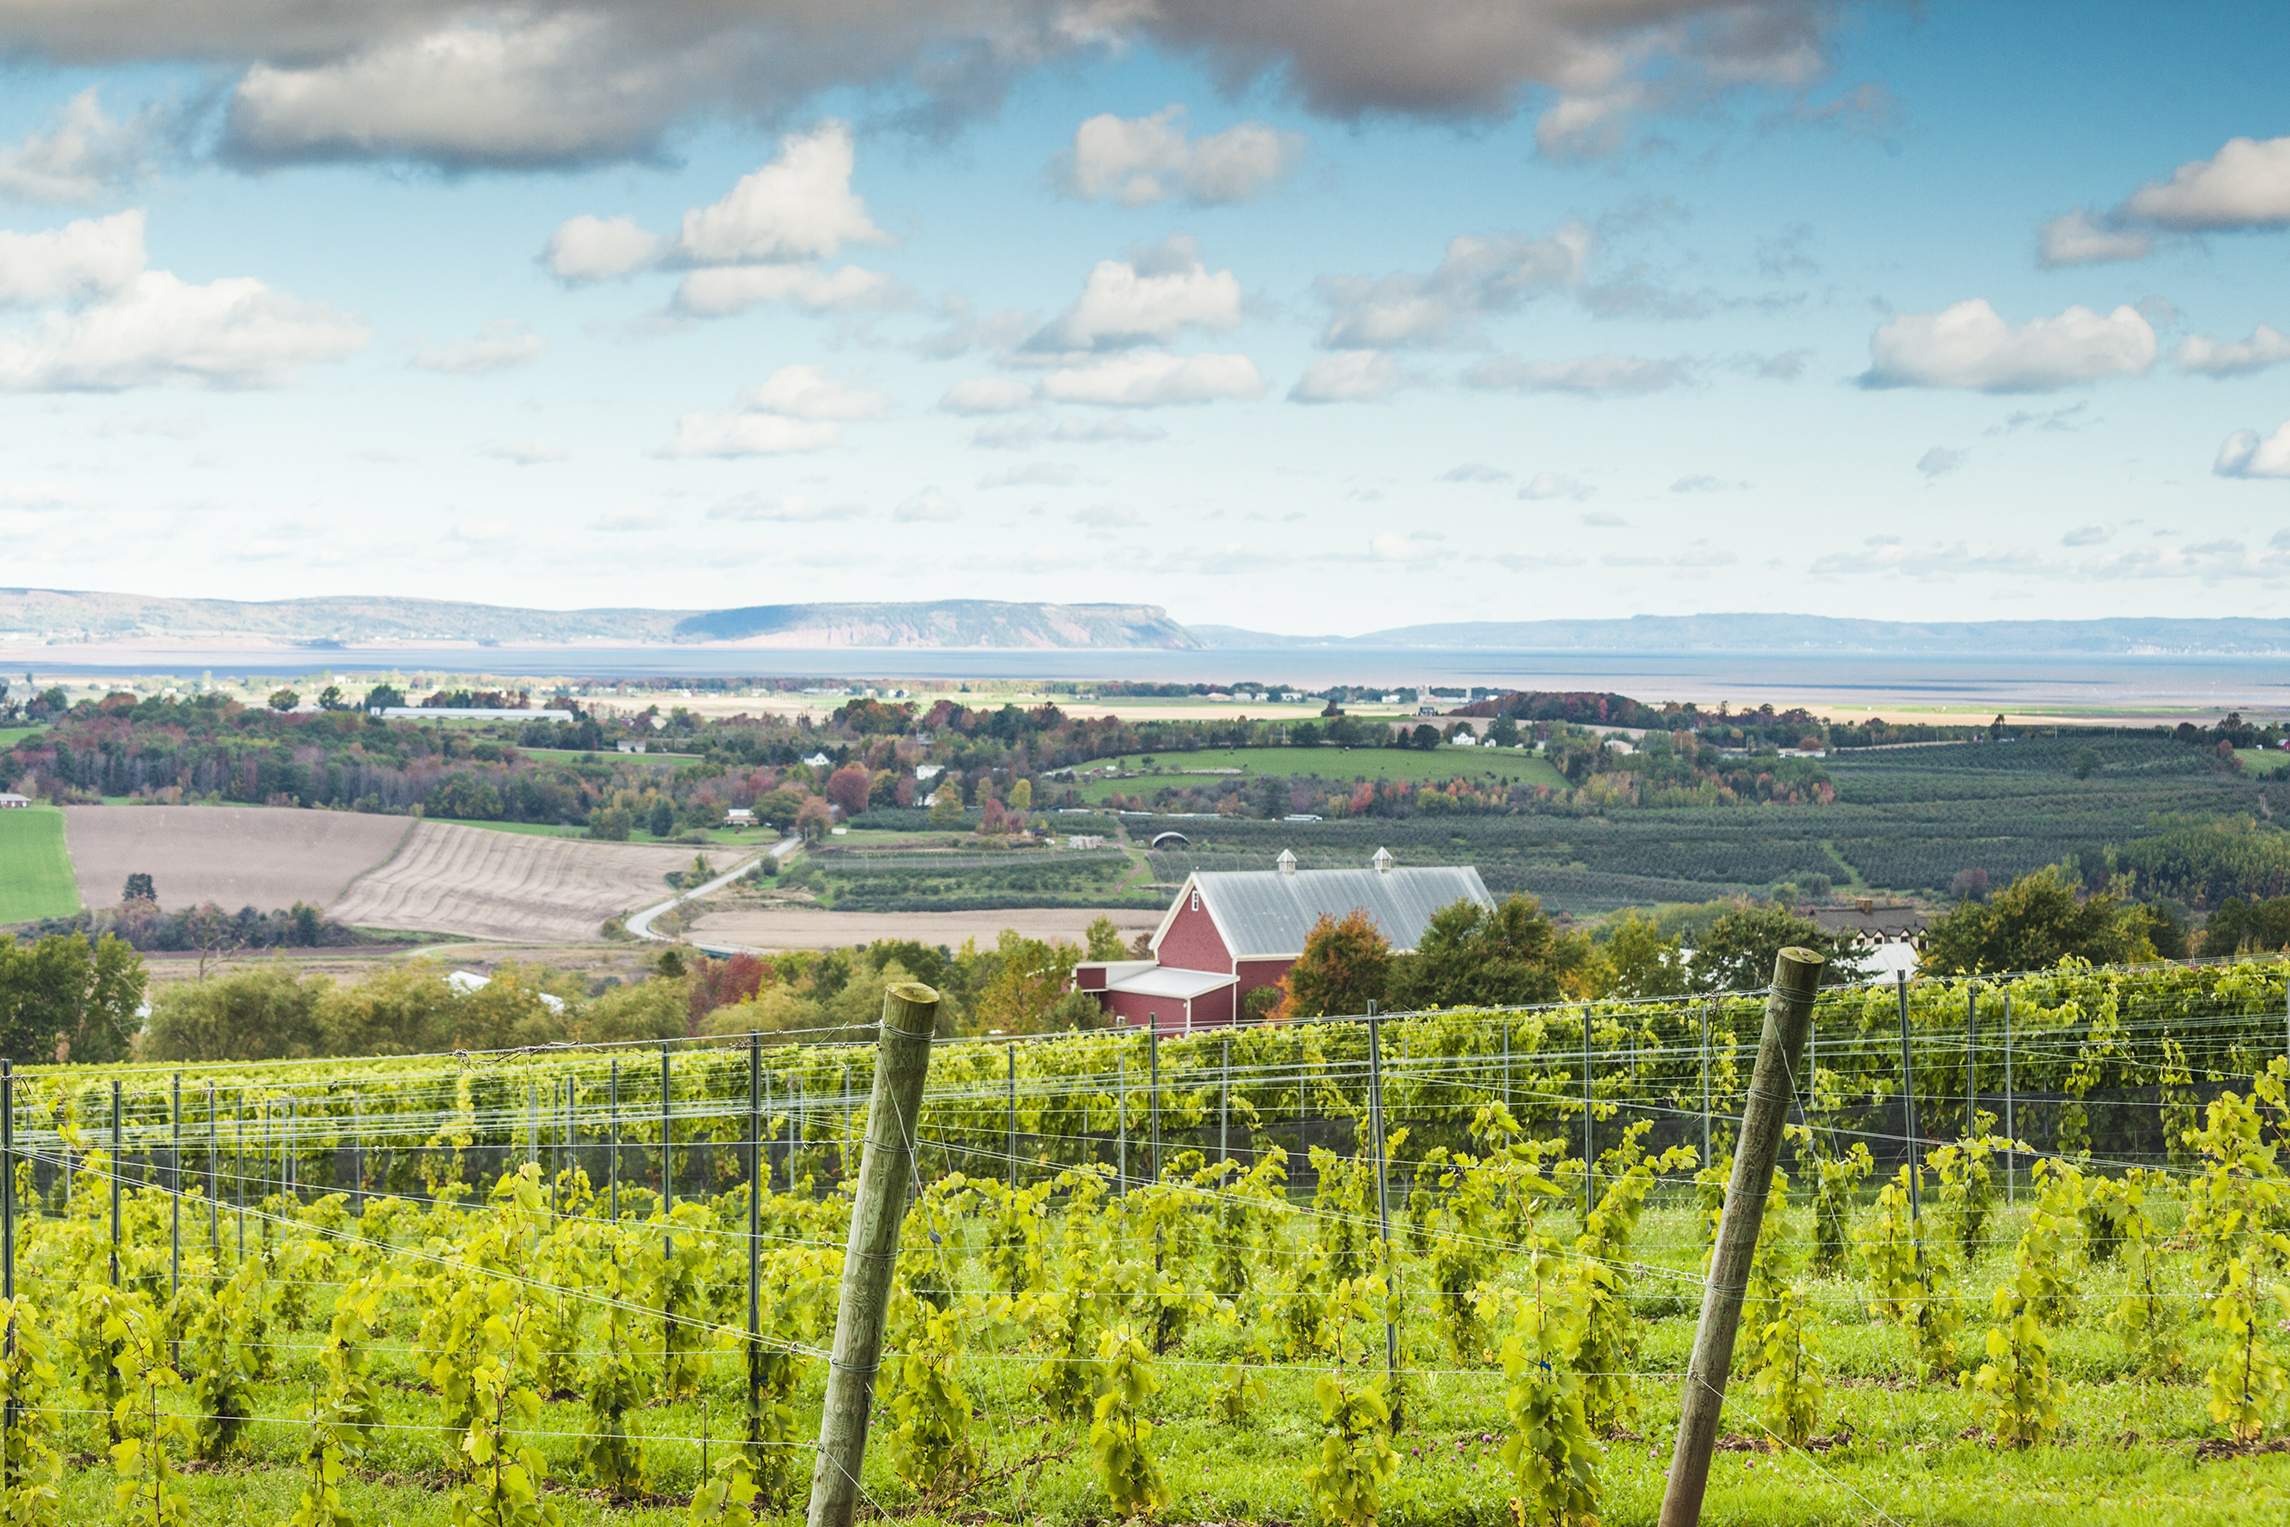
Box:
1895;971;1922;1258
1658;946;1823;1527
169;1073;181;1307
1365;1015;1399;1424
205;1082;219;1271
1147;1029;1161;1186
1700;999;1712;1169
1582;1006;1595;1218
660;1042;674;1255
1007;1041;1018;1190
1219;1036;1231;1167
1116;1047;1127;1195
748;1032;763;1438
110;1079;121;1288
803;981;942;1527
609;1058;620;1222
2003;996;2015;1209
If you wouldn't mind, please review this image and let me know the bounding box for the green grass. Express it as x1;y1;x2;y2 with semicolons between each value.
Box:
2236;748;2290;776
1074;745;1568;802
0;805;78;921
0;725;46;748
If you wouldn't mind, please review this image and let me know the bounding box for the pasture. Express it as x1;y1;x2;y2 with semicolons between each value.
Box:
0;803;78;920
60;803;413;914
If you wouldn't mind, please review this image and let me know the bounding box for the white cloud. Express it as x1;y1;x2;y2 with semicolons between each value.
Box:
1860;300;2155;393
1534;84;1650;160
970;415;1166;449
1072;504;1141;528
2176;324;2290;379
1289;350;1405;403
0;90;159;205
1916;446;1965;478
2061;524;2113;546
664;412;843;458
2215;421;2290;480
671;263;893;317
0;210;146;307
2036;210;2151;268
1520;472;1589;501
674;121;888;265
544;122;891;317
1062;106;1305;206
939;377;1033;414
1040;350;1264;407
983;462;1081;488
1579;508;1625;526
1028;237;1242;352
663;365;882;457
737;364;888;421
0;267;368;391
544;214;669;282
485;439;567;464
1369;532;1440;563
894;489;959;522
1439;463;1510;483
590;509;662;532
707;493;864;522
1315;225;1589;348
411;319;546;375
1670;474;1743;493
2121;136;2290;230
1460;353;1678;396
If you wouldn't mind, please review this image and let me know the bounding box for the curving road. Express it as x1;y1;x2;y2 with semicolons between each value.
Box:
625;836;800;947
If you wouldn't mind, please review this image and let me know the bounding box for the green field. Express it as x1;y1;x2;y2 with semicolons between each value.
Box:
450;818;784;846
1075;744;1568;801
0;805;80;921
2237;747;2290;776
0;726;45;748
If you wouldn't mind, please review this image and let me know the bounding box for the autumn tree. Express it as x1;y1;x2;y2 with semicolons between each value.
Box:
1284;909;1391;1019
827;763;874;818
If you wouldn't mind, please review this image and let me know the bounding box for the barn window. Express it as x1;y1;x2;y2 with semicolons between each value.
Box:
1191;888;1200;912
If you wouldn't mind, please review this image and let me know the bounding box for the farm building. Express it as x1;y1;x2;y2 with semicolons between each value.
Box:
1073;848;1492;1033
0;792;30;809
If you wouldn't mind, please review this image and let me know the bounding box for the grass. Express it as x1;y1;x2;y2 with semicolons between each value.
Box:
1073;745;1569;802
2236;748;2290;776
30;1192;2290;1527
0;725;46;748
0;804;78;920
446;819;783;847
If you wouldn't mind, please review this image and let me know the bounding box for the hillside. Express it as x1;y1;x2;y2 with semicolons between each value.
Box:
0;590;1197;650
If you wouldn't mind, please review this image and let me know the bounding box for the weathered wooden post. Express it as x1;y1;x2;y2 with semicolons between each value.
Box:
804;982;941;1527
1659;947;1823;1527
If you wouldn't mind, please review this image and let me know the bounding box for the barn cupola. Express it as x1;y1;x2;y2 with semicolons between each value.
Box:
1277;848;1297;875
1372;846;1393;875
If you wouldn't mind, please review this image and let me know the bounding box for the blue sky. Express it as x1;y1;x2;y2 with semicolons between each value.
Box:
2;1;2288;634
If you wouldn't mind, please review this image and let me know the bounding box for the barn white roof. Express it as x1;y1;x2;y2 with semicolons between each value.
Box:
1154;861;1493;960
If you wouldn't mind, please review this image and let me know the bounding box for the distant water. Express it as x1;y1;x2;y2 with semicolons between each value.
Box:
6;642;2288;711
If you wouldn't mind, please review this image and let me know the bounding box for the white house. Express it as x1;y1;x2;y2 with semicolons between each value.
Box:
0;793;31;809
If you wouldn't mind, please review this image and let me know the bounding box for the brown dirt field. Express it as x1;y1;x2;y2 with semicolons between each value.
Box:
62;805;414;913
686;904;1162;952
331;821;730;943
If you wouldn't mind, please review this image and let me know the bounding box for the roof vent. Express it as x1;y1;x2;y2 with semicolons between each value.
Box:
1277;848;1297;876
1372;846;1393;875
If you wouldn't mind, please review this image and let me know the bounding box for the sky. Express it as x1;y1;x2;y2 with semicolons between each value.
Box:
2;0;2289;636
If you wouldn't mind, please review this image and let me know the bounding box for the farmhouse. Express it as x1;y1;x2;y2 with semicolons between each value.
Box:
0;792;30;809
1073;848;1492;1033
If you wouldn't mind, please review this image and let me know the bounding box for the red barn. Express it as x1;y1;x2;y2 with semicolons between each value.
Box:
1073;848;1493;1033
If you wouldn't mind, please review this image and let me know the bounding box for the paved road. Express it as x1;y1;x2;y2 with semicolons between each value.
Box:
625;836;799;945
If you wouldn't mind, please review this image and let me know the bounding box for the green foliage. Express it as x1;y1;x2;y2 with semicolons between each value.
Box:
1930;1127;2004;1266
1302;1370;1395;1527
0;931;143;1065
0;1298;64;1527
1810;1143;1873;1275
1496;1268;1599;1527
1923;867;2159;975
2103;1171;2186;1380
1089;1322;1169;1518
1964;1158;2081;1447
887;1296;976;1496
1690;905;1867;992
1753;1285;1825;1448
1386;895;1592;1010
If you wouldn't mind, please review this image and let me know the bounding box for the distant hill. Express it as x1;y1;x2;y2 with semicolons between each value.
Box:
1192;615;2290;656
0;589;1199;650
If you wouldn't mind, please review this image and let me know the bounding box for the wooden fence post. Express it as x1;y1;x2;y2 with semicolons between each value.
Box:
1658;947;1823;1527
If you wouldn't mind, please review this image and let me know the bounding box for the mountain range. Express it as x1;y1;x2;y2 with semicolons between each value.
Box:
6;589;2290;656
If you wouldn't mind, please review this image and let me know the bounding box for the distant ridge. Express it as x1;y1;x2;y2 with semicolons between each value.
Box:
1190;614;2290;657
0;589;1198;651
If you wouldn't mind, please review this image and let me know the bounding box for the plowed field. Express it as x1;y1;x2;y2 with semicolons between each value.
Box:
61;805;413;913
332;821;726;942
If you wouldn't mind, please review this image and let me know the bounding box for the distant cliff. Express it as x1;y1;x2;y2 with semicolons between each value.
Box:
0;589;1200;650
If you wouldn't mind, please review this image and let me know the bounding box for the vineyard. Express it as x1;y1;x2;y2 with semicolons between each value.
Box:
0;958;2286;1523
